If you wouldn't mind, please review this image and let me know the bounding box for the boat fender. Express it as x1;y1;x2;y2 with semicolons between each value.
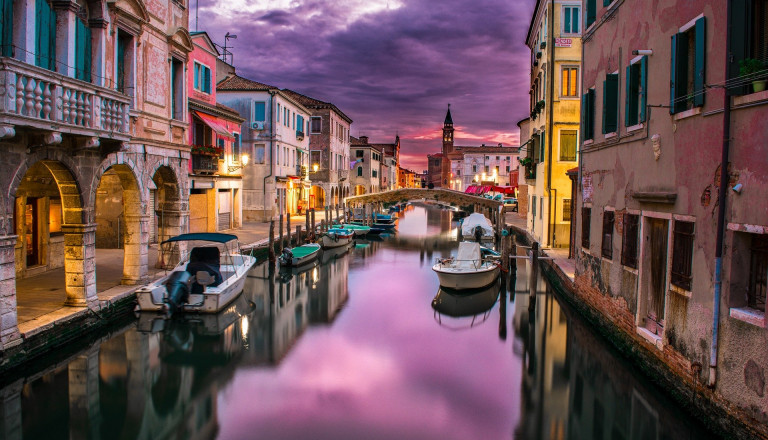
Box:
165;271;193;315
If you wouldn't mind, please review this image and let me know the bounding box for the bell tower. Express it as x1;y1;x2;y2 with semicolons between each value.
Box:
442;104;454;155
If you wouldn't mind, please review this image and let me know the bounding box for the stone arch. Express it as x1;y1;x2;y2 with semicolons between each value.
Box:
92;159;147;286
354;185;366;196
149;163;187;264
310;185;325;209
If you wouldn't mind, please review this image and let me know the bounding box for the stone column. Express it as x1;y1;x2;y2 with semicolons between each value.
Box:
54;1;78;78
63;224;97;306
0;379;22;440
89;18;108;87
122;214;149;285
0;236;20;348
68;348;101;440
12;0;36;64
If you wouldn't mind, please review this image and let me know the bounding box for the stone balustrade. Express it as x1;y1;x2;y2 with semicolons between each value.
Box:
0;58;130;140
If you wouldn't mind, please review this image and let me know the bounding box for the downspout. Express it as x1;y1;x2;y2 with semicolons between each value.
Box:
546;0;556;247
264;90;276;218
710;0;732;389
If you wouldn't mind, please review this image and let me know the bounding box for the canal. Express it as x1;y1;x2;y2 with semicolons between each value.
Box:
1;203;720;439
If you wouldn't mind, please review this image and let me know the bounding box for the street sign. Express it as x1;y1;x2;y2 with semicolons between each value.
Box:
555;38;572;47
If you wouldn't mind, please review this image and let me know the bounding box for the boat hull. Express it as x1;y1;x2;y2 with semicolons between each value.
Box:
432;263;500;290
279;244;322;267
319;234;353;249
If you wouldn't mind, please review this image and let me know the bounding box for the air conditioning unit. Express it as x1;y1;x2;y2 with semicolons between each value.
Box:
252;121;265;130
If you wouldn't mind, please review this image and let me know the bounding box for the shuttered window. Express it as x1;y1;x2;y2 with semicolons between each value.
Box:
625;56;648;126
586;0;596;28
671;220;695;291
622;213;640;269
310;116;322;133
728;0;768;95
563;6;580;34
602;210;614;259
194;62;211;93
670;17;706;113
562;67;579;96
749;234;768;312
74;14;91;82
560;130;577;161
253;102;266;122
602;73;619;133
0;0;13;57
35;0;57;71
582;89;595;140
581;207;591;248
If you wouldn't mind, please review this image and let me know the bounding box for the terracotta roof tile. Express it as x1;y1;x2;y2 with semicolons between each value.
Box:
217;75;277;91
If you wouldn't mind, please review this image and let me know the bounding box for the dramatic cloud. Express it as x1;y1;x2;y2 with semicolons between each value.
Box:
194;0;534;170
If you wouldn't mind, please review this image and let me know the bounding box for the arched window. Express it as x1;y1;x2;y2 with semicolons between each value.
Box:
357;166;362;177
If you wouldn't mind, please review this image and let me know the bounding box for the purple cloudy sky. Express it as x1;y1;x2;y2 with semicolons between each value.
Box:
195;0;533;171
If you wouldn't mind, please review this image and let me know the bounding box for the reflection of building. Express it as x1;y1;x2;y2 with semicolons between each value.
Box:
524;0;581;248
217;76;311;221
282;89;353;210
0;0;192;343
188;32;245;232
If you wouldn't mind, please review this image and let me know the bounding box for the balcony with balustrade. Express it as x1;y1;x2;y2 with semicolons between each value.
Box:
0;57;131;141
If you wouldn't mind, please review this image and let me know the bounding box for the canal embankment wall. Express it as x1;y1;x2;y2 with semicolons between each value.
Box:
507;224;766;440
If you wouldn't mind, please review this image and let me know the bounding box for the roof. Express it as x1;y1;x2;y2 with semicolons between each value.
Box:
350;136;383;152
189;98;244;122
281;89;353;124
217;74;277;91
444;106;453;125
526;0;545;46
162;233;239;244
455;145;520;154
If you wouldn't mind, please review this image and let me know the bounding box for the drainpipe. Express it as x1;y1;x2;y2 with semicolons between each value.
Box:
710;0;732;389
263;90;277;219
546;0;556;247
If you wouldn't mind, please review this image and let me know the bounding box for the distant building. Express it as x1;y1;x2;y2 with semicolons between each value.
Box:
217;75;311;221
426;153;443;188
398;168;417;188
516;117;531;218
349;136;382;195
281;89;353;210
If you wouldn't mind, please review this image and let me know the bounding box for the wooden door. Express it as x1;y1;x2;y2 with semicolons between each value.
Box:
25;198;39;266
647;218;668;330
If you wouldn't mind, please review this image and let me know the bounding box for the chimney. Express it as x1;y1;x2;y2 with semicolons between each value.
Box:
359;136;369;144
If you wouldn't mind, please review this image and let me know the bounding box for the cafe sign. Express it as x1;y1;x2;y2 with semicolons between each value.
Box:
555;38;572;47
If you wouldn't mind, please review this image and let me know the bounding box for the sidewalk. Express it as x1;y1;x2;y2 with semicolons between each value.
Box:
503;210;575;283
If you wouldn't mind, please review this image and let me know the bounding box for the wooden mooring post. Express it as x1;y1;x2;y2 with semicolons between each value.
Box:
305;209;310;236
311;208;316;235
296;225;302;244
268;220;276;264
278;213;284;253
286;213;292;246
528;241;539;311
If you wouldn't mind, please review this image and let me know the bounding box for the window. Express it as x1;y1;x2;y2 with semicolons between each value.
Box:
254;145;265;163
49;198;62;234
671;220;695;291
0;0;12;57
171;58;184;120
602;210;614;259
74;7;91;82
485;165;490;173
582;88;595;140
670;17;706;113
233;133;240;159
277;104;280;122
748;234;768;312
729;1;768;95
582;207;591;248
116;29;135;102
563;199;572;221
473;165;477;173
253;102;266;122
562;67;579;97
563;5;581;34
532;196;537;217
602;73;619;133
218;138;225;160
296;115;305;134
193;120;212;146
193;62;212;94
36;0;56;70
357;166;363;177
372;169;378;178
496;156;500;160
310;116;321;133
456;169;461;176
539;197;543;220
506;166;510;172
625;56;648;126
586;0;596;28
560;130;577;161
622;213;640;269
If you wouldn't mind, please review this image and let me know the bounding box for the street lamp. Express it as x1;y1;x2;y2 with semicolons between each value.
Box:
228;153;249;173
313;163;319;172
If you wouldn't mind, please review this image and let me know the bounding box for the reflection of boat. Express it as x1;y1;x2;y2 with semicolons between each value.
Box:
432;242;501;289
320;242;352;263
349;221;396;231
279;243;322;266
431;280;500;317
136;233;257;314
278;259;318;283
460;213;495;241
137;291;255;335
318;228;354;249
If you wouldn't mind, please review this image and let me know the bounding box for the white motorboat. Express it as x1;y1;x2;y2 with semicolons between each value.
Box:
318;228;354;249
432;242;501;290
279;243;322;266
460;213;495;241
136;233;257;315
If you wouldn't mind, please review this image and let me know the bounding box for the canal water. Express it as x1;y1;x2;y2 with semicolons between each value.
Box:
2;204;721;439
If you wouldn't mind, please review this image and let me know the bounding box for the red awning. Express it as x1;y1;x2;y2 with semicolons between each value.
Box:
493;185;517;195
194;111;235;140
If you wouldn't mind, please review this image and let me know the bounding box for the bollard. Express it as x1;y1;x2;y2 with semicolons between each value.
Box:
287;213;292;246
501;229;509;270
335;204;340;223
268;220;275;265
278;213;284;253
296;225;303;244
510;237;518;274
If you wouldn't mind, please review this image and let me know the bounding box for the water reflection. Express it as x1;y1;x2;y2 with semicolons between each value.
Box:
1;205;721;440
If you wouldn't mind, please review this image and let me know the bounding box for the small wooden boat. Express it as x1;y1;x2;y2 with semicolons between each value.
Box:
332;223;370;236
460;213;495;241
279;243;322;267
318;228;354;249
136;233;257;315
432;242;500;290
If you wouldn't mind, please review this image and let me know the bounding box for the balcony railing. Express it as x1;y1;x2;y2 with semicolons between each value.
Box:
338;169;349;181
0;57;131;139
192;153;219;175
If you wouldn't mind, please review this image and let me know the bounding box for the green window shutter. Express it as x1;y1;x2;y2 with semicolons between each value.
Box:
540;131;546;163
582;93;588;138
603;74;618;133
625;65;632;125
728;0;750;95
36;0;55;70
573;8;580;33
670;33;677;114
204;66;211;93
254;101;266;121
75;19;91;82
601;80;608;134
693;17;706;107
586;0;596;27
193;64;199;89
117;37;125;92
0;0;13;57
603;0;611;5
564;8;571;33
588;89;595;139
639;56;648;122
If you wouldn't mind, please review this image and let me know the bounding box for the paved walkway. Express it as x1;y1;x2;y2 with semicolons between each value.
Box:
504;210;575;282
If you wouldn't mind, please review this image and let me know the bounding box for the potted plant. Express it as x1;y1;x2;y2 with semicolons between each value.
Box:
540;41;546;49
519;157;532;167
739;58;767;93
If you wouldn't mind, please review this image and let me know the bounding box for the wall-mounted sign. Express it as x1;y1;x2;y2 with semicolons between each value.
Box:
555;38;572;47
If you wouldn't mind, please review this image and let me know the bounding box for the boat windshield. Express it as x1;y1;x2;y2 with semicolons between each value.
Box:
158;238;248;282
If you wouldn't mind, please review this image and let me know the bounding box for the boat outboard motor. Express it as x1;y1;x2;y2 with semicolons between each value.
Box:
165;271;192;315
280;248;294;264
474;225;483;242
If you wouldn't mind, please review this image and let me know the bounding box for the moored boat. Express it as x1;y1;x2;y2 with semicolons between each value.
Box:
432;242;501;290
279;243;322;267
318;228;354;249
460;213;495;241
332;223;370;236
136;233;257;315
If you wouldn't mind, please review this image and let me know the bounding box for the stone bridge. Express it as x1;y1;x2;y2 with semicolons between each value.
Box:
344;188;502;210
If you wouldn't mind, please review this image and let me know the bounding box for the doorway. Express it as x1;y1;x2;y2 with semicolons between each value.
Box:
641;217;668;335
24;198;40;267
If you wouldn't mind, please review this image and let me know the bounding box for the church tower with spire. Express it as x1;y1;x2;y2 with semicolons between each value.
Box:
442;104;455;155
